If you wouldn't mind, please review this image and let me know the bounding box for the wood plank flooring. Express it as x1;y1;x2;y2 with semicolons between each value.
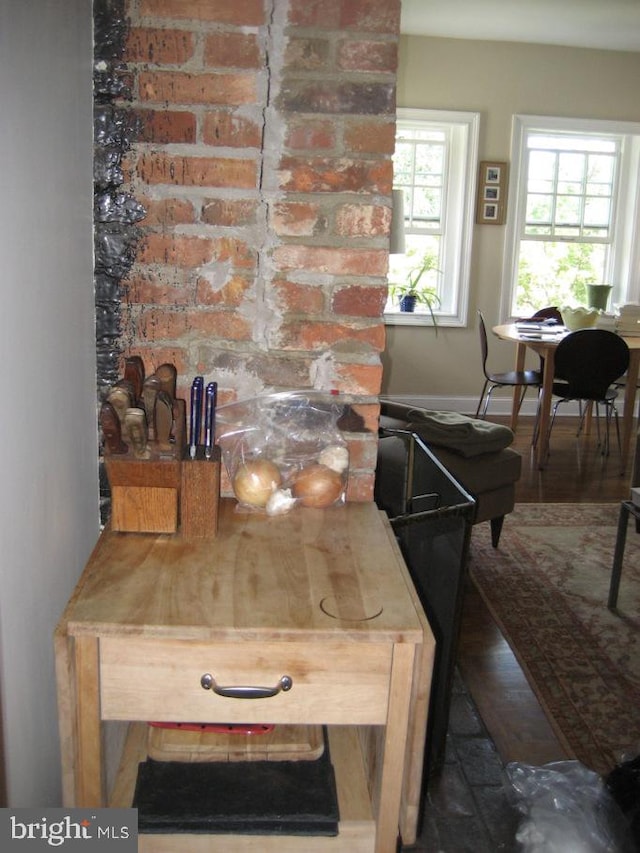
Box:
457;413;635;767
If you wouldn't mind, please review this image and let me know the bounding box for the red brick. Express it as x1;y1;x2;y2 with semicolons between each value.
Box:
195;274;253;307
332;285;388;318
202;111;262;148
204;32;262;69
338;39;397;73
278;81;395;116
139;71;257;106
284;37;330;71
125;27;194;64
132;109;197;144
244;354;314;389
344;119;396;154
138;196;196;226
334;203;390;238
277;319;386;352
271;201;325;237
137;308;252;342
138;233;215;267
345;471;374;502
201;198;258;227
350;403;380;433
138;152;257;189
278;156;392;194
139;0;265;26
285;120;336;151
273;245;388;277
339;0;401;34
334;362;384;395
138;232;255;270
124;346;189;378
272;278;325;314
208;237;256;269
287;0;342;28
124;268;194;305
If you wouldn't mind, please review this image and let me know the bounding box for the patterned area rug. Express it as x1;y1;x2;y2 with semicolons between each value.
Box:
469;502;640;777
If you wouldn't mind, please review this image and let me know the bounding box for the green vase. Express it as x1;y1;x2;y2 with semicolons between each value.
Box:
586;284;612;311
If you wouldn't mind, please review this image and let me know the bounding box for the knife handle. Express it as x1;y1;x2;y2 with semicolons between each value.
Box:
124;407;150;459
154;391;174;453
189;376;204;457
100;401;128;455
156;363;177;400
124;356;145;402
142;375;162;440
107;383;134;439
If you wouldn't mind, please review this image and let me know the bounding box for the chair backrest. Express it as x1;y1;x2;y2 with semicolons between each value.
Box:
477;311;490;378
532;306;563;324
554;329;630;401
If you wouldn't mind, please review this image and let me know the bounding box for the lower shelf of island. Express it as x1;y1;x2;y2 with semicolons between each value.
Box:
109;722;378;852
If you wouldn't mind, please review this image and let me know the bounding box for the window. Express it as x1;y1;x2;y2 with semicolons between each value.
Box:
502;115;640;319
386;109;479;326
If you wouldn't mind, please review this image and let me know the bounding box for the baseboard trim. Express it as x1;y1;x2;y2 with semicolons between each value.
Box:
380;394;587;418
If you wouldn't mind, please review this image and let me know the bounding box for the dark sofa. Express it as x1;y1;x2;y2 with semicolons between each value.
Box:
376;400;522;547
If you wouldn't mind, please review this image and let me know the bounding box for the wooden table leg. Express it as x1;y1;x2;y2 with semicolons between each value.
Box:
74;635;105;806
374;643;416;853
619;350;640;474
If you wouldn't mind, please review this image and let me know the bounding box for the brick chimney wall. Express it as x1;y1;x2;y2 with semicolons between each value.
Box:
118;0;400;500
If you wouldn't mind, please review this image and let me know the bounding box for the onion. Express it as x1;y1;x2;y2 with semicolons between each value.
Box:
291;464;344;508
233;459;282;507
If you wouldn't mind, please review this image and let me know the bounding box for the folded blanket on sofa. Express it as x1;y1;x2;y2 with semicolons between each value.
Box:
395;409;514;458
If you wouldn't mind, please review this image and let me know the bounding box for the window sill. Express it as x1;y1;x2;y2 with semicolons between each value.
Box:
384;312;465;328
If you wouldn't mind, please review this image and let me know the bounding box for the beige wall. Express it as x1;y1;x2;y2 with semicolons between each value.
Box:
382;35;640;410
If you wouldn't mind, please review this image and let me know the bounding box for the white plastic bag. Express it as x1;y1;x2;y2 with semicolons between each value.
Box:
215;391;349;514
506;760;635;853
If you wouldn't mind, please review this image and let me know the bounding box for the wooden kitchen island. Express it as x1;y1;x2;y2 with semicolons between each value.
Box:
55;499;434;853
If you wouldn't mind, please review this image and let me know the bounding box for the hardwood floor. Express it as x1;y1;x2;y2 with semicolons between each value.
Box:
457;413;635;767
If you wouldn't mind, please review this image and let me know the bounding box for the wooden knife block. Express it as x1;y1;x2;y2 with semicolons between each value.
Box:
104;399;221;537
180;446;221;538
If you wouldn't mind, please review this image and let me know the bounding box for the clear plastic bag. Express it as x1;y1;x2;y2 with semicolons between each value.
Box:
215;392;349;515
506;760;636;853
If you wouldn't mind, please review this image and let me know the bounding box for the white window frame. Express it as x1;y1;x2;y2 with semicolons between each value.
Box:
386;108;479;327
501;114;640;321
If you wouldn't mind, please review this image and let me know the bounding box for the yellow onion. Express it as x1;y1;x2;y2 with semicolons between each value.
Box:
291;464;344;508
233;459;282;507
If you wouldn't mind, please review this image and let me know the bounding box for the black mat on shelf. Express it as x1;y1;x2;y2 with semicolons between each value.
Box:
133;728;339;836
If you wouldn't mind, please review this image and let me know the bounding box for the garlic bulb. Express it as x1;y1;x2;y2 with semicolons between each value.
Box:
317;444;349;473
266;488;297;516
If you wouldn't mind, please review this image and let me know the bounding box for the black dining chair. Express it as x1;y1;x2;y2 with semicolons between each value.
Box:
475;311;542;419
546;329;630;457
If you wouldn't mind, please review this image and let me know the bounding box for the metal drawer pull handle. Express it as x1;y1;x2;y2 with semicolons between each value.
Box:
200;673;292;699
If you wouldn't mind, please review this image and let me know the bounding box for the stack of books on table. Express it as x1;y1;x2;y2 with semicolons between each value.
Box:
515;321;566;339
616;304;640;336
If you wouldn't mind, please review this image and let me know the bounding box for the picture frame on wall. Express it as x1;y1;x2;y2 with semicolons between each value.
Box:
476;161;508;224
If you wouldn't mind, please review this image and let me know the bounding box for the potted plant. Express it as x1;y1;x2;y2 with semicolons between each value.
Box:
389;252;442;325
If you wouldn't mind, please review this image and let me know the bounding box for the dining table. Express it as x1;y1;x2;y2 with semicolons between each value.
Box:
492;323;640;472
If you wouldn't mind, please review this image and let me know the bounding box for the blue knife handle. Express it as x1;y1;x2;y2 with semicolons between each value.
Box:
204;381;218;457
189;376;204;458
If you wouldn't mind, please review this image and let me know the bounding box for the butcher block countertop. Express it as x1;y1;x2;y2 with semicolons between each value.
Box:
62;499;424;644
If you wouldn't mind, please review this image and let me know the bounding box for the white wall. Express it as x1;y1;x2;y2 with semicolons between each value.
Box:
0;0;98;805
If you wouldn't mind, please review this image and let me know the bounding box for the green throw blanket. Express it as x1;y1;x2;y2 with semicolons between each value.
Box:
403;409;514;458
